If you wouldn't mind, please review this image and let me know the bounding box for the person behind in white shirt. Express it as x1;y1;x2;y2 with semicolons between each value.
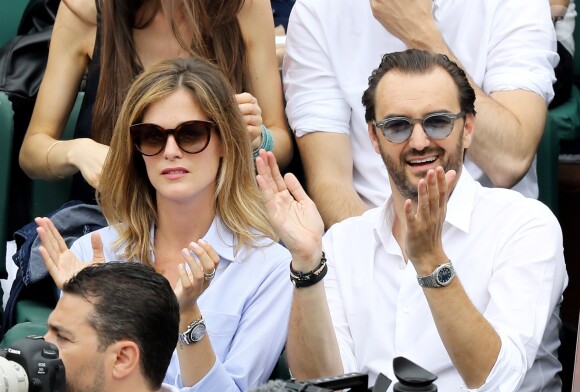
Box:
283;0;558;229
45;262;181;392
257;49;568;390
35;57;293;391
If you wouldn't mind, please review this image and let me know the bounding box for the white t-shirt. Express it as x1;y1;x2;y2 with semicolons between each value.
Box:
321;169;568;390
283;0;558;206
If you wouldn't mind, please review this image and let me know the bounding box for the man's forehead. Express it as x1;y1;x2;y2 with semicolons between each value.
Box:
375;68;460;115
50;293;93;329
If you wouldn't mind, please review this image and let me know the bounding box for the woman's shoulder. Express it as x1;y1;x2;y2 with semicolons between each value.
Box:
241;238;292;269
62;0;98;25
55;0;98;57
237;0;273;37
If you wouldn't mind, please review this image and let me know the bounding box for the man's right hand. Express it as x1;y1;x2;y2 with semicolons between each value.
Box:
369;0;437;46
256;150;324;270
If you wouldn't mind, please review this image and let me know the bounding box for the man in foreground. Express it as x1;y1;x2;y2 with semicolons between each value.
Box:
45;262;180;392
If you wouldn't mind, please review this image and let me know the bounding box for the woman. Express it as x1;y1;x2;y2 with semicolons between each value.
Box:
20;0;292;205
36;57;292;391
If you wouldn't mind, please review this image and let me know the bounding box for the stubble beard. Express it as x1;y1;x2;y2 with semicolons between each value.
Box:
379;134;464;202
65;359;105;392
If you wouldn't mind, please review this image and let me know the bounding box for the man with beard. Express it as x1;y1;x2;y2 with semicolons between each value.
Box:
256;49;568;390
283;0;557;230
44;262;180;392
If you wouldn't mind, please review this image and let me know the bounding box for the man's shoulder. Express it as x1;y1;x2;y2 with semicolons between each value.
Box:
475;185;558;226
325;207;383;238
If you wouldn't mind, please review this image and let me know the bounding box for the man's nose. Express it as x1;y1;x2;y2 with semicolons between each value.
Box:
407;123;431;150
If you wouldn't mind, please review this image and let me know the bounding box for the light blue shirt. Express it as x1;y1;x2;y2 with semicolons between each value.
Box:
71;215;293;391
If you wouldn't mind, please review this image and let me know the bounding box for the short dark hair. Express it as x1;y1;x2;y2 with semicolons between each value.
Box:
63;262;179;389
362;49;476;122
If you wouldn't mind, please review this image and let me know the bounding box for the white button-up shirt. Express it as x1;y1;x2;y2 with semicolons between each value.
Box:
321;169;568;391
283;0;558;204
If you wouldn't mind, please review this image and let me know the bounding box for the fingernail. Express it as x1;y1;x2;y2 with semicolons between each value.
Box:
198;239;207;246
190;242;200;249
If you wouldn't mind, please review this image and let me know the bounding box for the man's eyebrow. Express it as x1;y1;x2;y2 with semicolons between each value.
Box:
47;322;74;337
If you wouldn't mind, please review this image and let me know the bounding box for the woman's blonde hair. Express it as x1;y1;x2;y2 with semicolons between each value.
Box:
98;57;276;265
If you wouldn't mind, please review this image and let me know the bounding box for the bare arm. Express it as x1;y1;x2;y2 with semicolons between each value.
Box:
19;0;109;188
403;168;500;387
238;0;293;169
370;0;549;188
467;90;546;188
297;132;370;229
551;0;570;19
286;276;343;379
256;150;343;379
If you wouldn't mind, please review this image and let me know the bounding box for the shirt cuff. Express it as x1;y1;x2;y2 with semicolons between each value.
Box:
174;359;240;392
461;332;526;391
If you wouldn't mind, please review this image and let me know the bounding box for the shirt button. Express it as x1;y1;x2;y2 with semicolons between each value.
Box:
403;306;410;314
399;263;405;270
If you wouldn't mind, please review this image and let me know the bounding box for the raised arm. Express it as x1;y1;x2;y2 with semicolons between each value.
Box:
370;0;554;188
238;0;293;169
402;168;501;388
256;150;343;379
173;240;220;387
19;0;109;188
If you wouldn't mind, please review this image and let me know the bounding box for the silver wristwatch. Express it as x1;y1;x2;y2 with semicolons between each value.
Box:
417;261;455;288
178;318;207;345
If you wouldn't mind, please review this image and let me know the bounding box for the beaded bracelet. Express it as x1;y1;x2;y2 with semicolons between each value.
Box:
289;252;328;288
253;125;275;158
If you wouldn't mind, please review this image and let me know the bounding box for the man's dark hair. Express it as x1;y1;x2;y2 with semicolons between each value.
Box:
362;49;476;122
62;262;179;389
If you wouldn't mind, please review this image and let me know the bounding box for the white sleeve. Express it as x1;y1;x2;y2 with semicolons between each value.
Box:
282;0;352;137
483;0;558;102
468;203;567;390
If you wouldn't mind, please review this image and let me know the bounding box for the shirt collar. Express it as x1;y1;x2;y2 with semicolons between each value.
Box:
149;214;236;264
432;0;441;21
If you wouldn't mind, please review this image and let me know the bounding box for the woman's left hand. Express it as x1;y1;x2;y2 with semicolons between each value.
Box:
174;239;221;312
236;92;263;149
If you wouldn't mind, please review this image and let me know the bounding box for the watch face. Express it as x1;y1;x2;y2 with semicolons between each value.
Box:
189;323;207;342
436;265;454;286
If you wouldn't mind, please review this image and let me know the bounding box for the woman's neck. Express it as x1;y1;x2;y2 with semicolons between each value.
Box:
151;199;217;287
155;199;217;249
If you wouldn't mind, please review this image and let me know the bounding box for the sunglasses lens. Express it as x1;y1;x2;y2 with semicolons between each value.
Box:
424;115;454;138
176;122;212;154
382;118;413;143
132;125;166;156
